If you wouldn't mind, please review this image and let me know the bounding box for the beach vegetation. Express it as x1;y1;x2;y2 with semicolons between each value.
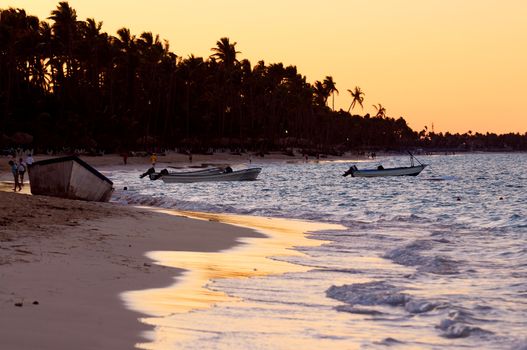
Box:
1;3;526;153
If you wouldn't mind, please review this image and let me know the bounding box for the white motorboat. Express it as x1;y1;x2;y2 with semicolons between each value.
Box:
140;167;223;180
343;153;427;178
161;167;223;176
343;164;427;177
160;167;261;183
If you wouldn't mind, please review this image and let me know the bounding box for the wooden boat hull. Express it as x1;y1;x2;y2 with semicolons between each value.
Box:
350;164;427;177
161;168;261;183
29;156;114;202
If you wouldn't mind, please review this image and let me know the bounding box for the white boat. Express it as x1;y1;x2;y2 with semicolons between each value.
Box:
343;153;427;178
160;167;262;183
164;167;223;176
343;164;427;177
28;156;114;201
140;167;223;180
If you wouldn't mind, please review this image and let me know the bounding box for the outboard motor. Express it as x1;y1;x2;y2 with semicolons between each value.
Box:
342;165;357;177
140;167;156;179
150;168;169;180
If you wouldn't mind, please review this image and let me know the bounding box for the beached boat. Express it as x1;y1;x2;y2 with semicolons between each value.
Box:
28;156;114;202
160;167;262;183
343;153;427;178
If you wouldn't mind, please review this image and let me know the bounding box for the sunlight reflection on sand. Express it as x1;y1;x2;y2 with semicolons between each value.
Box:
121;210;344;349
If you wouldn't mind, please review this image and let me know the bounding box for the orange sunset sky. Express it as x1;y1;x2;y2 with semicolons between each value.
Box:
2;0;526;134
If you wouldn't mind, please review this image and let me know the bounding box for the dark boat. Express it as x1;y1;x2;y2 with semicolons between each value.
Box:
28;156;114;202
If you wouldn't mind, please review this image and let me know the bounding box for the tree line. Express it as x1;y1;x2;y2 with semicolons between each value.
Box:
1;2;526;154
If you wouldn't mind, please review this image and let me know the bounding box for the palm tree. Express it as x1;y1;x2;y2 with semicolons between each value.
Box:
210;37;242;137
347;86;364;113
180;55;204;138
313;81;329;107
323;76;338;110
114;27;138;92
48;1;79;78
210;37;240;68
372;103;386;118
79;18;106;89
34;21;53;91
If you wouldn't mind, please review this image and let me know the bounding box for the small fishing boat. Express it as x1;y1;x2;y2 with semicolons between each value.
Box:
167;167;223;175
28;156;114;201
343;153;427;178
160;167;262;183
140;167;224;180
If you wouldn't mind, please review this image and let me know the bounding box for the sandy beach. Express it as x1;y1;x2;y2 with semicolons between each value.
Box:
0;152;342;349
0;160;273;350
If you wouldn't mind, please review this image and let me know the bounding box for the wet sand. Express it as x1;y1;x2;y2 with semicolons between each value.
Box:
123;210;343;349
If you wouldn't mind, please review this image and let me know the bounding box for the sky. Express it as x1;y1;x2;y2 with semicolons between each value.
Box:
2;0;526;134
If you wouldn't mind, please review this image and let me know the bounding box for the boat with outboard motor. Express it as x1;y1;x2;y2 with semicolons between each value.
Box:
343;152;427;178
160;167;261;183
140;166;222;180
140;166;261;183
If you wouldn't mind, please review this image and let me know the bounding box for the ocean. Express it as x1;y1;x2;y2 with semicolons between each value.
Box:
109;153;527;349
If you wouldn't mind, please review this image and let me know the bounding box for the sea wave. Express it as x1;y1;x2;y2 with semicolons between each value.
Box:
326;281;409;307
383;240;460;275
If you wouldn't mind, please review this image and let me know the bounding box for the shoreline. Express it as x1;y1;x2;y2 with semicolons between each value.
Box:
123;210;343;349
0;187;342;349
0;191;263;349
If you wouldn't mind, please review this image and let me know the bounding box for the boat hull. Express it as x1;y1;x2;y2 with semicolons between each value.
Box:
29;156;114;202
151;167;223;179
351;164;427;177
161;168;261;183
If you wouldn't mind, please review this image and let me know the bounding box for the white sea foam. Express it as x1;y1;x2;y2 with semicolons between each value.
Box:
383;240;460;275
326;281;409;307
326;281;441;315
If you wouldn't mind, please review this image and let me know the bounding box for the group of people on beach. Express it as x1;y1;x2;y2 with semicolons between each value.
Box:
8;154;33;191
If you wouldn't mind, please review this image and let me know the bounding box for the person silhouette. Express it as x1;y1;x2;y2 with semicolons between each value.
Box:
17;158;26;186
8;160;22;191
